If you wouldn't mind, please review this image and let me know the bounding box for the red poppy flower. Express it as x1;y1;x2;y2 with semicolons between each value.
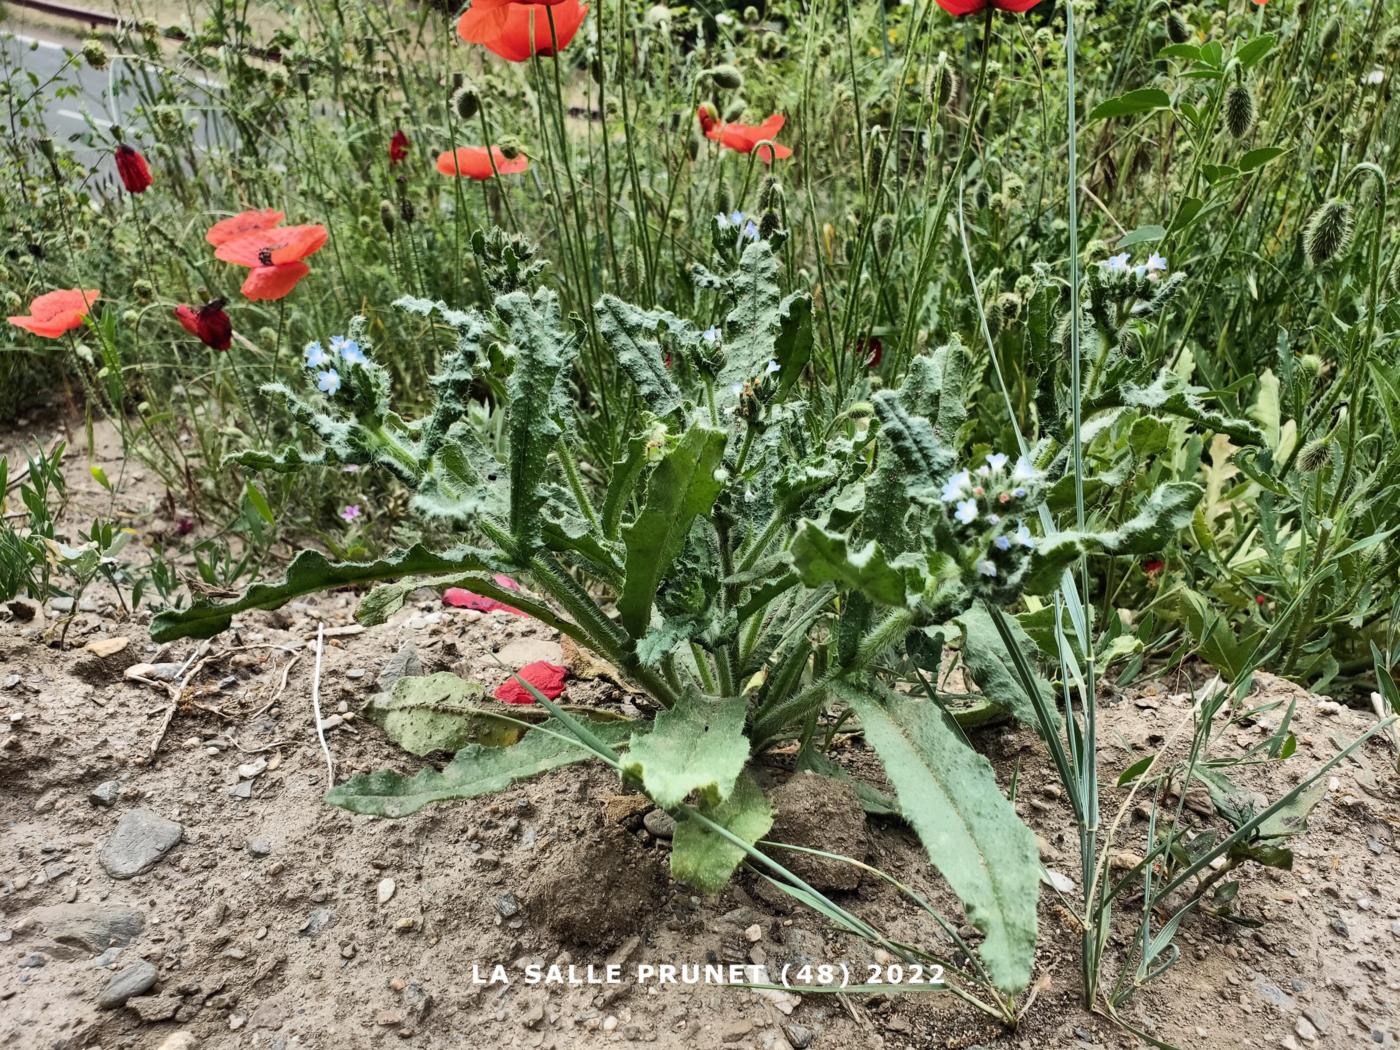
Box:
856;335;883;368
935;0;1044;15
443;586;526;617
206;209;285;247
435;147;530;179
697;107;792;163
214;223;327;302
114;144;152;194
1143;559;1165;576
457;0;588;63
494;661;568;705
389;129;410;166
173;298;233;351
8;288;100;338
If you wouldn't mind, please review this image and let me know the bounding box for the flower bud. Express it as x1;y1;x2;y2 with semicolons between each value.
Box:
399;198;415;225
1305;198;1353;265
132;278;154;303
1166;11;1191;45
81;39;109;70
1225;81;1256;138
708;65;743;90
873;214;895;257
759;210;780;240
1298;436;1332;471
452;84;480;122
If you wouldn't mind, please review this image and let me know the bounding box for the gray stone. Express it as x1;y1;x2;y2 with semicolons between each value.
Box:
127;993;181;1022
89;780;121;807
29;902;146;958
299;908;337;938
642;809;676;839
496;893;521;919
247;839;272;857
18;953;47;969
783;1023;815;1049
100;810;183;879
98;960;158;1008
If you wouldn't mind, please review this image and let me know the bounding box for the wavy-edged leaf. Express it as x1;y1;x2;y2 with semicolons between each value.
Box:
873;390;957;503
773;293;813;395
1089;371;1264;445
497;288;577;551
718;240;783;395
834;681;1039;993
150;543;500;642
790;522;918;607
618;424;726;638
325;720;633;818
670;771;773;893
596;295;686;417
623;691;750;808
1022;482;1204;593
955;604;1058;732
365;672;515;755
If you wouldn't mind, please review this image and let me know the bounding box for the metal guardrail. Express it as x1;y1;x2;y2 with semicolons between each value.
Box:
8;0;119;28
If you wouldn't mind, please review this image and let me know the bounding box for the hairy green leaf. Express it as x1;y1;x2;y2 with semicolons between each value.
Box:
596;295;686;417
365;672;515;755
325;720;633;818
623;691;750;808
834;681;1039;993
618;424;727;638
670;772;773;893
790;522;916;607
151;543;500;642
956;604;1058;732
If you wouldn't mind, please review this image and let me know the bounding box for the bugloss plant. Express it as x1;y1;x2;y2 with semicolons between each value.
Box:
152;227;1209;994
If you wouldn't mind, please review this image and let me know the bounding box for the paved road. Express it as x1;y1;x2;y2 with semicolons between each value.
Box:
2;28;225;175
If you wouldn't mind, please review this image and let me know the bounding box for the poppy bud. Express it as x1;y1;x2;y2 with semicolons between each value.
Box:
758;175;781;212
722;99;746;123
389;128;409;166
82;39;109;70
1305;198;1353;265
452;84;480;122
451;71;465;91
114;144;153;194
38;136;56;163
1320;16;1341;53
1224;81;1256;138
1297;353;1323;380
132;278;154;303
400;199;415;225
380;200;397;233
708;65;744;91
1298;436;1332;472
759;211;780;240
996;291;1022;329
873;214;895;257
761;33;780;56
929;57;957;107
591;57;605;87
714;183;732;218
296;70;311;94
865;129;885;188
1165;11;1191;45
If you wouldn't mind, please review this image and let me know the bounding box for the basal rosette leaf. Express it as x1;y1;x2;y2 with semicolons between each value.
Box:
622;690;750;809
670;771;773;893
834;681;1039;994
325;719;634;818
150;543;503;642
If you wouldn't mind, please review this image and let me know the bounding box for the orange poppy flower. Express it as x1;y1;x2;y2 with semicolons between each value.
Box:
206;209;285;247
435;146;530;179
7;288;101;339
697;107;793;163
457;0;588;63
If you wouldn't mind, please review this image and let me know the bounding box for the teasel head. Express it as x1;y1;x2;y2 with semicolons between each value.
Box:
873;214;896;258
1298;435;1333;472
1225;77;1256;138
1165;9;1191;45
379;200;396;234
452;83;480;122
707;64;744;91
1305;197;1354;265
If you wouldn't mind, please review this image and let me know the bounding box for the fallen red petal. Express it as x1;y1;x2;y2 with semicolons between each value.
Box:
494;661;568;705
443;587;525;616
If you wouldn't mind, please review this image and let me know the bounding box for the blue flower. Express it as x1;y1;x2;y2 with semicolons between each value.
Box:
703;325;721;344
994;535;1011;551
941;470;971;503
317;369;341;395
1014;524;1035;549
332;336;367;367
986;452;1010;472
766;359;781;374
742;221;760;240
1102;252;1132;273
304;341;330;368
955;499;979;525
976;560;998;578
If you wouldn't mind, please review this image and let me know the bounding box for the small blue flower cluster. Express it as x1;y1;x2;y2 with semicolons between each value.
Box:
303;334;369;396
716;210;760;241
940;452;1043;591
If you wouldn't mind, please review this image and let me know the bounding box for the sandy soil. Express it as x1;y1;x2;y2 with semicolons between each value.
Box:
2;418;1398;1050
